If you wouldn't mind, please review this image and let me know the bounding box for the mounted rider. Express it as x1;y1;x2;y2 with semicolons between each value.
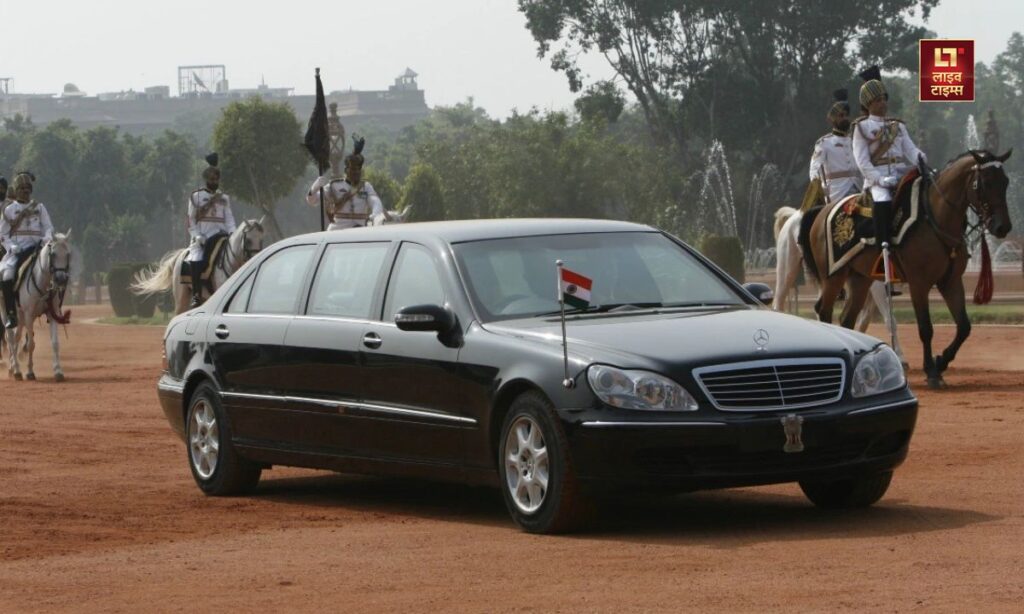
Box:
809;88;862;204
852;66;927;250
186;153;236;308
1;172;55;328
306;135;386;230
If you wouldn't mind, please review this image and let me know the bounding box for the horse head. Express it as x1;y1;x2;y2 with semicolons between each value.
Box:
46;229;73;290
368;205;412;226
967;149;1013;238
239;217;266;260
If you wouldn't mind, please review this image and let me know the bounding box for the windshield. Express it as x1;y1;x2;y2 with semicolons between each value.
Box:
453;231;745;322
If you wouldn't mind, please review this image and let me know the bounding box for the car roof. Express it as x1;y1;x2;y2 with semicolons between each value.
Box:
286;218;658;245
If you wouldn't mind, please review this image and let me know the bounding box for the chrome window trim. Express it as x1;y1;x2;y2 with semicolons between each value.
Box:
219;391;477;425
693;357;847;412
221;312;294;320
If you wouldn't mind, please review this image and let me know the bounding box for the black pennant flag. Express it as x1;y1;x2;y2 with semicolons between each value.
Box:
303;68;330;175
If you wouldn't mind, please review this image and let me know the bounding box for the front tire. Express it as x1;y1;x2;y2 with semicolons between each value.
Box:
799;471;893;509
186;382;261;495
498;390;589;533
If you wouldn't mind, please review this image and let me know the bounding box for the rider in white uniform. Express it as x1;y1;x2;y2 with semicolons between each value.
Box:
1;172;55;328
809;89;862;204
186;153;236;307
306;136;385;230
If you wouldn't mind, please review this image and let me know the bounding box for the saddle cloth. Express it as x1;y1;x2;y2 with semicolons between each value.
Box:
179;234;229;285
825;172;922;276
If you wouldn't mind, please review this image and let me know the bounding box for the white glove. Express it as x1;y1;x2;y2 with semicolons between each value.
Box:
10;245;20;255
879;176;899;189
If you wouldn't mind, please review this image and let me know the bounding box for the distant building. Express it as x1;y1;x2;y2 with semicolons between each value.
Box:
0;67;429;134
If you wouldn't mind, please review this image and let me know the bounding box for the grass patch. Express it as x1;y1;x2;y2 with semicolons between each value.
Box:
891;304;1024;325
97;313;173;326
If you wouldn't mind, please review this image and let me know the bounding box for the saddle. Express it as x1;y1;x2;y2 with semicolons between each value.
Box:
179;233;229;287
14;246;41;293
825;169;922;276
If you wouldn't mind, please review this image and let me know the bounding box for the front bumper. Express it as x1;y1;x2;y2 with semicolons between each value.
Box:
563;395;918;492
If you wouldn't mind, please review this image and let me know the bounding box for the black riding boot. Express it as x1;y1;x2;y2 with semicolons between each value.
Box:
873;200;893;248
1;279;17;329
189;261;204;308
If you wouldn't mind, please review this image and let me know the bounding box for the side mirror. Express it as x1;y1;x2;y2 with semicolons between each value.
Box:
395;304;456;333
743;282;774;306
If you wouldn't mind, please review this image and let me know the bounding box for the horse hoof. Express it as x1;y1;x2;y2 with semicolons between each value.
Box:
25;373;35;381
900;360;910;371
54;373;65;383
13;373;23;381
926;376;946;390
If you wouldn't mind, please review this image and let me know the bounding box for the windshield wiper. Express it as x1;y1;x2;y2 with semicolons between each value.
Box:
535;302;664;317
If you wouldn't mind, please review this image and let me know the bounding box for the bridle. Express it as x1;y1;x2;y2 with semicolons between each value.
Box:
922;155;1004;253
220;221;264;274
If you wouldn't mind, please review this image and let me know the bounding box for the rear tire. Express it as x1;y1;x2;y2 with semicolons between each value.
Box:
799;471;893;509
498;390;590;533
186;382;261;495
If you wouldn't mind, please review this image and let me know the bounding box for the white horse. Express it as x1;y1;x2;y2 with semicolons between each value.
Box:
772;206;903;356
2;232;74;381
132;218;265;315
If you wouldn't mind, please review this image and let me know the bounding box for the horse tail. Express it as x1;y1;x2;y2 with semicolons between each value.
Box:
797;206;823;283
131;250;181;296
773;206;798;241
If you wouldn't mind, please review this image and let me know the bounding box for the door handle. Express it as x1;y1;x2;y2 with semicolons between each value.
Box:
214;324;230;340
362;332;382;349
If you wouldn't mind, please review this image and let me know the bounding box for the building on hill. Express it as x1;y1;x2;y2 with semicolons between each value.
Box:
0;67;429;135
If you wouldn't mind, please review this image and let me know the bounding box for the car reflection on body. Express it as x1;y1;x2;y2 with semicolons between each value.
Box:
156;219;917;533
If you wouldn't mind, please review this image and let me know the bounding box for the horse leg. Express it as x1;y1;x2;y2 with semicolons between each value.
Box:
8;323;21;380
50;318;64;382
815;272;846;324
772;219;800;311
24;315;36;381
840;275;873;330
866;280;907;366
934;275;971;378
908;281;941;388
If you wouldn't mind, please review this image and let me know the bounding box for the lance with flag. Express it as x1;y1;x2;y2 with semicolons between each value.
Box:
556;261;593;388
303;68;330;231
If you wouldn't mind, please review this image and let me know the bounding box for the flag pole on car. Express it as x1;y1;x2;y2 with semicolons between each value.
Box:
556;260;593;389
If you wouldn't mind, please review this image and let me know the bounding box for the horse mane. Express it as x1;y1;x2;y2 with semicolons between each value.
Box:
941;149;995;171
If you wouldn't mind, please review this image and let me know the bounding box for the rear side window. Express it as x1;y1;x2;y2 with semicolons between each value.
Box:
248;245;316;315
308;242;389;319
225;272;254;314
383;243;446;321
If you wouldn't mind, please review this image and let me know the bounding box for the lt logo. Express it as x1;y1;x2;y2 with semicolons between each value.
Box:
934;47;959;67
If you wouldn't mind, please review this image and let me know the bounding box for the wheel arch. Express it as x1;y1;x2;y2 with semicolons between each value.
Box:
489;379;551;468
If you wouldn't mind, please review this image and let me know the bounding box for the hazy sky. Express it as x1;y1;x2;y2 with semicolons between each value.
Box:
0;0;1020;118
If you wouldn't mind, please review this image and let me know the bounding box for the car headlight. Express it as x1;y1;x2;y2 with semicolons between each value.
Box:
851;345;906;397
587;365;698;411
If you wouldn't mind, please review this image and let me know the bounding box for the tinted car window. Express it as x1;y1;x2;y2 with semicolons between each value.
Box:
225;272;255;314
308;242;389;319
383;244;445;320
248;245;316;315
454;232;742;321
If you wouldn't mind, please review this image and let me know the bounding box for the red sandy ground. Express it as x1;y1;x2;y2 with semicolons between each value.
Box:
1;305;1021;612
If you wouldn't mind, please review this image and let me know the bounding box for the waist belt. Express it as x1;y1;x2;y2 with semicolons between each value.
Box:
825;170;858;180
871;156;908;167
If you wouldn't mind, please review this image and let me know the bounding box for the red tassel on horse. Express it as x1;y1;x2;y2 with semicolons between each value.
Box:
973;233;993;305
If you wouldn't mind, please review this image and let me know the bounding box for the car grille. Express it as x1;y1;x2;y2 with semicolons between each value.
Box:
694;358;846;411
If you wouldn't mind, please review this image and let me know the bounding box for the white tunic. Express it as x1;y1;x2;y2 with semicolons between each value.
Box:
809;132;862;203
187;188;236;261
1;200;55;275
853;115;925;201
306;175;384;230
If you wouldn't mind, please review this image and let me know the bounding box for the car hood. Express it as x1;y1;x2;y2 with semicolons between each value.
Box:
483;307;880;371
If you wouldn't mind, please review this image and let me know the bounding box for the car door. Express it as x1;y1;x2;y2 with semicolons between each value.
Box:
359;241;469;465
209;243;317;446
278;240;393;453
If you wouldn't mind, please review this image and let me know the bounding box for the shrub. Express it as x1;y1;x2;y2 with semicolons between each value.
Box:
108;262;160;317
698;235;745;283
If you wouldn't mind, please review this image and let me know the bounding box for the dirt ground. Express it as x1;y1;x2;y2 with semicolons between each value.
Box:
1;304;1022;613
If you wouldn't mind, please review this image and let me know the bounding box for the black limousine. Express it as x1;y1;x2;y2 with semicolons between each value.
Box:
157;219;917;533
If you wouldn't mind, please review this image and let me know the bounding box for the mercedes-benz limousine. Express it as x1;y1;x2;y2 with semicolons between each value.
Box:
156;219;917;533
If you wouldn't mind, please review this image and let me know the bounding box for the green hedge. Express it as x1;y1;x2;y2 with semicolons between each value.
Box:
108;262;161;318
698;235;745;283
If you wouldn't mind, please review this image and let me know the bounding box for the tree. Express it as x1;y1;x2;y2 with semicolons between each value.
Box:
212;97;308;239
17;119;82;234
574;81;626;123
363;167;402;212
143;131;195;253
400;163;446;222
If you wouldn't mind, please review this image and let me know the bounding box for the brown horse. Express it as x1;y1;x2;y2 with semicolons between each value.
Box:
800;149;1013;389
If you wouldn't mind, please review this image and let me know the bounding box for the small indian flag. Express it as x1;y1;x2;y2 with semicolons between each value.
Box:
560;266;593;310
